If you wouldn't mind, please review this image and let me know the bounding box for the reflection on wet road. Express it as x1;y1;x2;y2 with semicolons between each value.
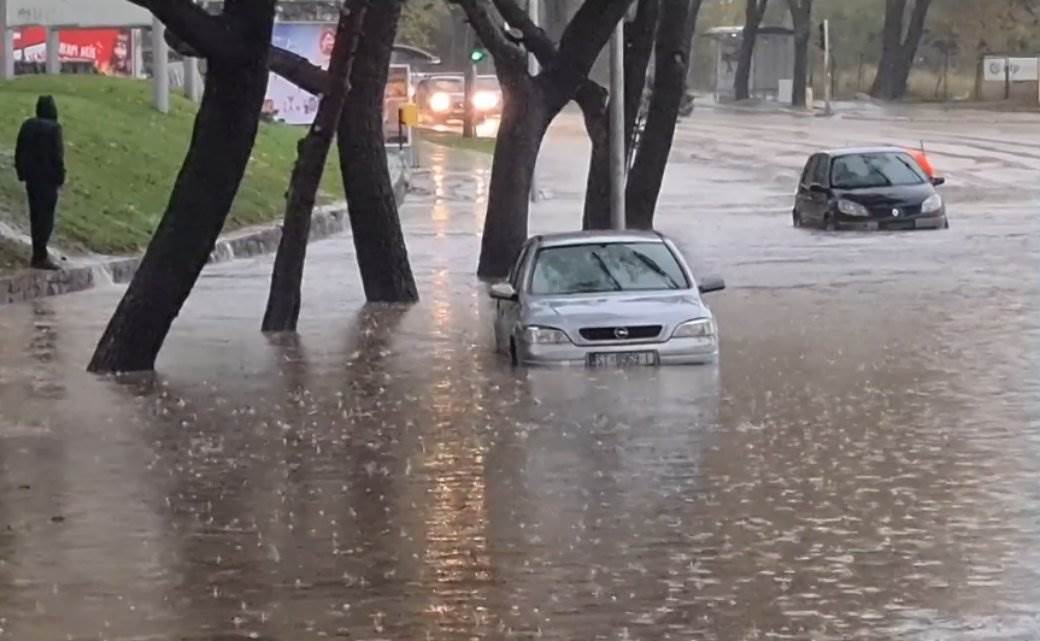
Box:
1;111;1039;640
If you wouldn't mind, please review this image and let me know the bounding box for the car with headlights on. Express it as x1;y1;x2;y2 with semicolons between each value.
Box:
489;231;726;367
414;74;501;124
793;147;948;231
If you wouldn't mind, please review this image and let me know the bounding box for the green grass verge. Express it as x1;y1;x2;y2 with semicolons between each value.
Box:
417;129;496;155
0;75;342;257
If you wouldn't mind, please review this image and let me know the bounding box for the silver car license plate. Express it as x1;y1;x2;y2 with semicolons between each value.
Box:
588;352;658;368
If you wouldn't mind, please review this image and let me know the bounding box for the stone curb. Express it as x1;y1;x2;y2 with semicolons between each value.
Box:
1;155;409;306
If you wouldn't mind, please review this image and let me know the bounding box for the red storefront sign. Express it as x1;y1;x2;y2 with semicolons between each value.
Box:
13;27;132;75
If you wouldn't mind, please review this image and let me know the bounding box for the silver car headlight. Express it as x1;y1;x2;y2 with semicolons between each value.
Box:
837;199;870;217
672;318;716;339
921;193;943;214
522;326;571;345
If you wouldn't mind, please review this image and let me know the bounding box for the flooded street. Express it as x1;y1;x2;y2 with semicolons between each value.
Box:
2;109;1039;640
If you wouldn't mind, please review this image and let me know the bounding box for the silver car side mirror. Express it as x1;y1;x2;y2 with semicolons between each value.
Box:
489;283;518;301
698;275;726;295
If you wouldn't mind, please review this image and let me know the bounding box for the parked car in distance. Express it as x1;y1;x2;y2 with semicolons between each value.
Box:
490;231;726;367
414;74;502;124
793;147;948;231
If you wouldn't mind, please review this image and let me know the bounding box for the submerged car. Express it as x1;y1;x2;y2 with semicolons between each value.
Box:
793;147;948;231
489;231;726;367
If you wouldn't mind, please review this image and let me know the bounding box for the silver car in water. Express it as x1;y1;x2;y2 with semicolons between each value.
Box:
490;231;726;367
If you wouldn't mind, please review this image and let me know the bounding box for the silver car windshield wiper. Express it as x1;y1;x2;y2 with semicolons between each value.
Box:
631;251;680;289
590;251;623;291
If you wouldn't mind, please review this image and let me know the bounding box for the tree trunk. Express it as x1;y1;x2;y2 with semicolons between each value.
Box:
790;8;810;108
735;0;766;101
88;8;274;374
626;0;702;230
477;74;548;279
337;0;419;303
262;6;365;333
584;0;659;230
870;0;932;101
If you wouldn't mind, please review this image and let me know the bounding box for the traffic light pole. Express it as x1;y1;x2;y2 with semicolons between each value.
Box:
463;59;476;138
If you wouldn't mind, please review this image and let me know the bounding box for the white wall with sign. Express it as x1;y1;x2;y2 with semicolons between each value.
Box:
983;56;1040;82
4;0;151;27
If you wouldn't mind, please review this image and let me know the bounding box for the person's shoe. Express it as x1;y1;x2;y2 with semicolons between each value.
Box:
30;257;62;271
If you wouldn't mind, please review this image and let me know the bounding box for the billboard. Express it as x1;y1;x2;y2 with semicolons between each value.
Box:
384;64;412;147
264;23;336;125
5;0;151;28
13;27;132;75
265;22;413;147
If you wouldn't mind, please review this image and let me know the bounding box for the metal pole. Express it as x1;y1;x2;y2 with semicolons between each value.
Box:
0;0;14;81
528;0;540;203
463;59;476;138
823;19;832;115
183;57;201;102
45;27;61;75
609;21;626;230
152;17;170;114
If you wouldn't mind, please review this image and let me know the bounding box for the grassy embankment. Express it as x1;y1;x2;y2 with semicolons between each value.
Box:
0;75;342;269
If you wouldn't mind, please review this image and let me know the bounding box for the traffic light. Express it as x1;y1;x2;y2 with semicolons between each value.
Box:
470;48;488;64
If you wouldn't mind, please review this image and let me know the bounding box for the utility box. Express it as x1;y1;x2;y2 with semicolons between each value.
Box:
704;26;795;103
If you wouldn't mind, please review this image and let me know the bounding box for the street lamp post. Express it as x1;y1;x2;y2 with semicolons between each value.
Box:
528;0;540;203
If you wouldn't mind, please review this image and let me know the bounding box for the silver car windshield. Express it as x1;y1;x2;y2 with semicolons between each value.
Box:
530;242;689;295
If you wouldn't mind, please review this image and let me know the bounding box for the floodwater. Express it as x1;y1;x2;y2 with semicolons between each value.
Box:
1;110;1039;640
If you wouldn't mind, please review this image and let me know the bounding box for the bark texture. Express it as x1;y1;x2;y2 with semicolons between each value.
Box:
734;0;769;101
338;0;419;302
786;0;812;108
263;5;366;333
583;0;659;230
870;0;933;100
89;0;276;373
626;0;702;230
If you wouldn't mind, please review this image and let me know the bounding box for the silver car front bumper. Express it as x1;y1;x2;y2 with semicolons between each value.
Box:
516;336;718;367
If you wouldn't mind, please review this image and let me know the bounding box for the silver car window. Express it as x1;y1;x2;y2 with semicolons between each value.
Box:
530;242;689;296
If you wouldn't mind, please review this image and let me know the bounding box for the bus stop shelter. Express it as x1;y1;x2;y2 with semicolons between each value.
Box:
704;25;795;103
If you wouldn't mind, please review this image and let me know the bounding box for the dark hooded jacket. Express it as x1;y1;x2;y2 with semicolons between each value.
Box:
15;96;66;187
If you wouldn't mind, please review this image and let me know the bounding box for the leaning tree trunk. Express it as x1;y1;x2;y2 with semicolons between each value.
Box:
338;0;418;303
626;0;702;230
88;18;274;373
263;5;365;332
477;74;549;279
734;0;766;101
583;0;659;231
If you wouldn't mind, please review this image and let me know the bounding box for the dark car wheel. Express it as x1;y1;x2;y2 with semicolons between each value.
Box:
509;338;519;367
824;216;837;231
943;218;950;229
792;209;802;227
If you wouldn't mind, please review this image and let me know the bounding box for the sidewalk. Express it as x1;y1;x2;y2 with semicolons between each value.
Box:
0;154;409;305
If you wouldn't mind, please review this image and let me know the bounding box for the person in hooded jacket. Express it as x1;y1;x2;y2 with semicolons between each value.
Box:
15;96;66;270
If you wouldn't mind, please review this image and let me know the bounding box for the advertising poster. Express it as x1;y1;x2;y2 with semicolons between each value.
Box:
384;64;412;148
265;23;413;147
264;22;336;125
13;27;132;75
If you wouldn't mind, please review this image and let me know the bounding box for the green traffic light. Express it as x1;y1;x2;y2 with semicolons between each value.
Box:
470;49;487;63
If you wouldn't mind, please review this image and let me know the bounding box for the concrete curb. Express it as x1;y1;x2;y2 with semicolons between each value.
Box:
1;154;409;306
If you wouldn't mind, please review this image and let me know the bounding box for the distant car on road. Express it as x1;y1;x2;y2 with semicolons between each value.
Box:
793;147;948;231
489;231;726;367
414;74;502;124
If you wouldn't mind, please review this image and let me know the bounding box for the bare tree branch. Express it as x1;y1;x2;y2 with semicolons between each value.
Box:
545;0;637;99
128;0;242;62
450;0;527;70
269;46;329;95
490;0;556;66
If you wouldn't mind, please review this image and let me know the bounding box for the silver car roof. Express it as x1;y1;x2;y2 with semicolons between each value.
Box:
535;230;665;249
